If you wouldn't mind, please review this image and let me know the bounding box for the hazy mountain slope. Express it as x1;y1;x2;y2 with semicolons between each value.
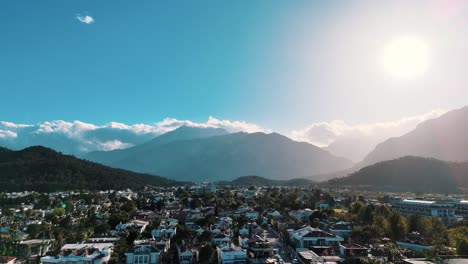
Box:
333;156;468;193
86;126;228;165
361;106;468;167
224;175;316;186
90;131;352;182
0;146;180;192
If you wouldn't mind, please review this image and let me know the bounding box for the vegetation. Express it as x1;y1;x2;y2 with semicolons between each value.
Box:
0;146;182;192
332;156;468;193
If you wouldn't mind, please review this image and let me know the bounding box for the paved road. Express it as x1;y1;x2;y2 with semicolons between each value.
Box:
265;225;304;264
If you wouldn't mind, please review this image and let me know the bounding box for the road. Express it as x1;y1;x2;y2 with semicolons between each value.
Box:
265;225;304;264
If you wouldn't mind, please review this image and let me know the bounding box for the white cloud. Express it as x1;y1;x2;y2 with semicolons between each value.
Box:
290;109;447;162
0;121;32;129
290;109;446;147
0;117;268;154
0;130;17;139
76;15;94;24
95;140;134;152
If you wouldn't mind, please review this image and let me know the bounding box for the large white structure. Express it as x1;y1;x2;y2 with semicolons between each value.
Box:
40;243;112;264
391;199;462;225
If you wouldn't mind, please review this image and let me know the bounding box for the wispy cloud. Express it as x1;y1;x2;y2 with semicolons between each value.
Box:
76;14;94;24
290;109;447;161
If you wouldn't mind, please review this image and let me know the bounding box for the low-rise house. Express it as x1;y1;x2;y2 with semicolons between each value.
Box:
396;232;434;252
245;211;259;220
177;245;199;264
239;234;275;258
19;239;54;257
290;209;313;221
40;243;113;264
213;233;231;245
339;243;369;261
329;221;353;239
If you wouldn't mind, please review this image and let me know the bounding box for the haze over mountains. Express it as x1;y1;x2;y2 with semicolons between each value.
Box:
1;105;468;185
360;106;468;167
334;156;468;193
86;127;353;181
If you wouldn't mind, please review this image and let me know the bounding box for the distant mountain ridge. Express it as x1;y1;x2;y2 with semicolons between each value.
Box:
0;146;181;192
333;156;468;193
86;126;228;165
360;106;468;167
223;175;316;186
85;126;353;181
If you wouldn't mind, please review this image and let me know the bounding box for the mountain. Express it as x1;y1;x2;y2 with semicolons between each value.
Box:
333;156;468;193
86;126;228;164
361;106;468;167
86;131;353;181
224;175;316;187
0;146;181;192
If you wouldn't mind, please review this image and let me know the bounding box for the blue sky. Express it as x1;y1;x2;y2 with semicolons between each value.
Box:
1;0;467;134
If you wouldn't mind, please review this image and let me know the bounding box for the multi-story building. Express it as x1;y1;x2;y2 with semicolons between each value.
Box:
217;244;247;264
124;241;161;264
289;226;344;250
391;199;462;226
454;200;468;218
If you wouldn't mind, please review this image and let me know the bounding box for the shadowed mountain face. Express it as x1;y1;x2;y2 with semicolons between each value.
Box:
361;106;468;167
334;156;468;193
86;126;229;165
0;146;180;192
86;127;353;182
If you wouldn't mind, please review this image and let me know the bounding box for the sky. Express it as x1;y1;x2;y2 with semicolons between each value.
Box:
1;0;468;158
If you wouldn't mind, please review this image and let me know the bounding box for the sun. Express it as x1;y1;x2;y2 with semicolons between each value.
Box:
381;36;430;79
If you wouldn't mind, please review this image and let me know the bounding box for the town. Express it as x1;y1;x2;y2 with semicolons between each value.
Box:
0;183;467;264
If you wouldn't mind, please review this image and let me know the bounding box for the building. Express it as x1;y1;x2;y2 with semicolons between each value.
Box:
289;226;344;250
0;256;16;264
396;232;434;252
19;239;54;257
391;199;462;226
124;241;162;264
177;245;199;264
40;243;113;264
217;244;247;264
329;221;353;239
238;234;275;258
454;200;468;218
290;209;313;221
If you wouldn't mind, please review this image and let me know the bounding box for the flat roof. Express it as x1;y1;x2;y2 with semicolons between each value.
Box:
402;199;435;204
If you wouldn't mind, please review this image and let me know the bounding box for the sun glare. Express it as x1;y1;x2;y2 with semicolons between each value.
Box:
381;36;430;79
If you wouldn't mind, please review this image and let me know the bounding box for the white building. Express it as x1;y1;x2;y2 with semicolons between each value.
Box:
217;244;247;264
125;241;161;264
392;199;462;225
40;243;112;264
289;226;344;249
177;245;199;264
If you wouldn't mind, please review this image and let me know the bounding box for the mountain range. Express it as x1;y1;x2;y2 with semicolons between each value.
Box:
85;127;353;181
360;106;468;167
0;146;180;192
333;156;468;193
